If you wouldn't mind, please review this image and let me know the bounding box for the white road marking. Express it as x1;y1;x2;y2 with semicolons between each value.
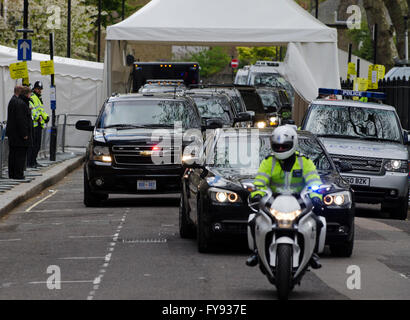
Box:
58;257;106;260
68;235;114;239
25;190;58;212
86;209;128;300
29;280;94;284
0;239;21;242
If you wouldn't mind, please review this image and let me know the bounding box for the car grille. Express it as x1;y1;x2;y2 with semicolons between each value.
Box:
112;144;181;166
330;154;383;174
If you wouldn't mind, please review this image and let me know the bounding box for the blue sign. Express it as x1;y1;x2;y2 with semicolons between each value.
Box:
17;39;32;61
50;86;56;110
318;88;386;100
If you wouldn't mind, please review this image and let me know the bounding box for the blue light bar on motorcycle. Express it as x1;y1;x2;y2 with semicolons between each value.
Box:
318;88;386;100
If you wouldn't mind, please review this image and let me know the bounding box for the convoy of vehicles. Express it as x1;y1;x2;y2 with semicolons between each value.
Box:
76;58;409;299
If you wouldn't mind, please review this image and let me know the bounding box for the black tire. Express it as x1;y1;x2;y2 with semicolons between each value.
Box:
330;226;354;257
179;194;195;239
275;244;293;300
197;198;212;253
83;170;108;207
385;197;408;220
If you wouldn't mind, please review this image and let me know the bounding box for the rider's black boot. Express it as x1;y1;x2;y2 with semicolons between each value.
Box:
309;253;322;269
246;251;258;267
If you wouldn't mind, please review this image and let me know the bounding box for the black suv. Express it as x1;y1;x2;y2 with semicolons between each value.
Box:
76;93;210;206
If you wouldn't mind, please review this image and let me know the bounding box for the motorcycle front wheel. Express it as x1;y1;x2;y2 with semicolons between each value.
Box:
275;244;293;300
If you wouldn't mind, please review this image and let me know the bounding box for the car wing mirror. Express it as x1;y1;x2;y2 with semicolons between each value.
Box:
203;118;224;130
234;112;252;123
75;120;94;131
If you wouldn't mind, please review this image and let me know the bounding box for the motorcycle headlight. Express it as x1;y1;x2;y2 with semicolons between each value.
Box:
92;146;112;163
269;116;279;126
384;159;407;173
256;121;267;129
209;188;242;204
269;208;302;228
323;191;352;209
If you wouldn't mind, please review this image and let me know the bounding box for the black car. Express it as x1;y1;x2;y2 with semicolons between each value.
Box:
76;93;215;207
180;128;355;257
186;91;251;127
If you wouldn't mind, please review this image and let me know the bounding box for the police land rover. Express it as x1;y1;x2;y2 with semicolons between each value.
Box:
302;89;409;220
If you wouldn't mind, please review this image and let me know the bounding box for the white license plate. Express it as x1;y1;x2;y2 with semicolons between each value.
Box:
344;176;370;186
137;180;156;190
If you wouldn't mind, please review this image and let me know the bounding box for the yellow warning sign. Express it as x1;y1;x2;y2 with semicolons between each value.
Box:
353;77;369;91
347;62;356;80
40;60;55;75
368;64;385;90
9;61;28;79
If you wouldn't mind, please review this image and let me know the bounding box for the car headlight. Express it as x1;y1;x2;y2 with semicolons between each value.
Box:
256;121;267;129
384;159;408;173
269;208;302;228
92;146;112;163
323;191;352;209
209;188;242;204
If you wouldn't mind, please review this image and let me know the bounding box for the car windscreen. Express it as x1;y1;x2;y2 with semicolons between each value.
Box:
192;96;232;124
207;132;333;172
305;104;402;143
97;100;200;129
257;89;282;109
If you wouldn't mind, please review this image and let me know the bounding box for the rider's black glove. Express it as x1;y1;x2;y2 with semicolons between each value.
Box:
311;196;324;215
250;194;262;210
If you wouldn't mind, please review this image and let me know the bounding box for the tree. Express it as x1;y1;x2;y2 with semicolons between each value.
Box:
85;0;142;27
185;47;231;78
363;0;399;68
0;0;100;60
237;47;282;67
384;0;409;59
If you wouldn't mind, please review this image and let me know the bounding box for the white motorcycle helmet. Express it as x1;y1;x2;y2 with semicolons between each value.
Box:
271;125;298;160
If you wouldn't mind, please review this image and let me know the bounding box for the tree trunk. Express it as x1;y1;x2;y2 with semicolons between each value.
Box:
384;0;408;59
363;0;399;69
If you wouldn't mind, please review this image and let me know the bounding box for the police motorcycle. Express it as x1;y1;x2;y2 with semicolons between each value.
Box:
247;184;327;300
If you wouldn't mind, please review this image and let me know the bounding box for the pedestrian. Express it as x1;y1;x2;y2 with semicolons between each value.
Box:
27;81;49;168
6;86;33;180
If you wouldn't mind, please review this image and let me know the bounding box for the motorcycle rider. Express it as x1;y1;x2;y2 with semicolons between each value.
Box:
247;125;324;269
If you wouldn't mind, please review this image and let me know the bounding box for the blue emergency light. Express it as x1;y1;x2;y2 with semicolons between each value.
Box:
318;88;386;100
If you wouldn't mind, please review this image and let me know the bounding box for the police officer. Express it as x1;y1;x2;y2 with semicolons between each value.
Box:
246;125;324;269
27;81;49;168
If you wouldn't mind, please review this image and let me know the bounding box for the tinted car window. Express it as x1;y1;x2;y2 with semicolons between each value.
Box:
305;104;402;143
98;99;200;129
208;132;332;171
192;96;232;124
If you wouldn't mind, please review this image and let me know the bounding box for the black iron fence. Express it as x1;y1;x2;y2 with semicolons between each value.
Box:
341;78;410;130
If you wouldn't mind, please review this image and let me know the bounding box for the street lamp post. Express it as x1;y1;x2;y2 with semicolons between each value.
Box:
67;0;71;58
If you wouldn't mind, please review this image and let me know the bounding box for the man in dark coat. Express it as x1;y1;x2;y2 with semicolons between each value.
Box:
6;86;33;179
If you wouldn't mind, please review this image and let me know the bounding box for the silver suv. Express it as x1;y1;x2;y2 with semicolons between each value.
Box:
302;98;409;220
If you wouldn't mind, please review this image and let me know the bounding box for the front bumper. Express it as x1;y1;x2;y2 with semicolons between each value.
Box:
341;172;408;203
86;161;183;194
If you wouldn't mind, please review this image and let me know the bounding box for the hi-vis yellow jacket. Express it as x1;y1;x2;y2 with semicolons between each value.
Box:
30;94;49;128
251;152;323;199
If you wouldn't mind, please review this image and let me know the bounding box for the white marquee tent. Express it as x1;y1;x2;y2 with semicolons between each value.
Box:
105;0;341;102
0;44;104;122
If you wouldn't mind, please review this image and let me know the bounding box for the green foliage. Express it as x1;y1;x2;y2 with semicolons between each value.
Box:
347;19;374;62
0;0;100;60
186;47;231;78
237;47;283;67
85;0;141;27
